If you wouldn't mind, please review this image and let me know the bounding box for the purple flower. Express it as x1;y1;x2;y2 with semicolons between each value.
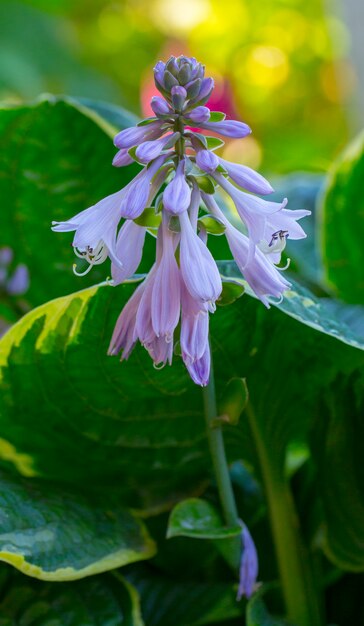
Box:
184;343;210;387
135;132;179;164
203;193;290;306
0;248;29;296
180;281;209;362
52;188;126;274
184;106;211;123
196;149;219;174
163;159;191;214
111;220;146;285
190;77;214;106
151;96;172;116
214;172;286;250
146;335;174;367
112;148;134;167
119;155;168;219
218;157;274;195
179;211;222;310
6;264;29;295
171;85;187;111
54;54;309;386
199;119;251;138
237;524;259;600
134;266;158;347
114;121;164;149
151;223;181;340
108;280;145;360
153;60;166;90
228;224;291;307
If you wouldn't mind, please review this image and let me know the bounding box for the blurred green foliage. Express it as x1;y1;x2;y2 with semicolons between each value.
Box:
0;0;357;172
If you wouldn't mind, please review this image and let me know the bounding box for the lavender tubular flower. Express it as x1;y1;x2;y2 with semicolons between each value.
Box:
135;132;179;163
163;159;191;214
184;106;210;123
218;157;274;195
119;154;167;219
151;224;180;340
196;149;219;173
237;524;259;600
199;119;251;138
108;280;145;359
214;172;286;247
111;220;146;285
181;282;209;362
112;148;134;167
114;121;164;149
203;193;290;306
184;342;210;387
54;54;309;386
151;96;172;116
179;211;222;309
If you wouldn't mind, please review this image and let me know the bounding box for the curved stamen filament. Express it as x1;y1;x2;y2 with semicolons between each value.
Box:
73;241;109;276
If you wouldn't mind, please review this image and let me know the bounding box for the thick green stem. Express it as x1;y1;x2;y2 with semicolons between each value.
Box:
174;116;185;160
202;351;239;528
245;402;323;626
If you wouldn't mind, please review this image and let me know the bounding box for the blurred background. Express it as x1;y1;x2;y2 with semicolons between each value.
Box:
0;0;362;173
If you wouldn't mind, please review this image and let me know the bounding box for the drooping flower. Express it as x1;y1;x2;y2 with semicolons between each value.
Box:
237;523;259;600
53;54;310;385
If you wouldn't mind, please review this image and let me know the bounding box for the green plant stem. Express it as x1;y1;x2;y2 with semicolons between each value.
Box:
245;401;323;626
174;116;185;160
202;349;239;528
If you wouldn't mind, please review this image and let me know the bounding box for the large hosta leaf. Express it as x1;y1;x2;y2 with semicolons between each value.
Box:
314;374;364;571
0;275;363;492
0;469;155;581
126;566;244;626
319;130;364;304
0;96;139;307
1;269;364;572
0;566;144;625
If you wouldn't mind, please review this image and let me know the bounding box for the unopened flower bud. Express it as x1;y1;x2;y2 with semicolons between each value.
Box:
185;106;211;123
186;78;202;100
171;86;187;112
151;96;172;117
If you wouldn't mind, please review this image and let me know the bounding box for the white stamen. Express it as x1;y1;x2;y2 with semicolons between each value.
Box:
72;241;109;276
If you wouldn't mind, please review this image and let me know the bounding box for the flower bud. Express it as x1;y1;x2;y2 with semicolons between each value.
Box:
185;106;210;123
151;96;172;116
171;85;187;112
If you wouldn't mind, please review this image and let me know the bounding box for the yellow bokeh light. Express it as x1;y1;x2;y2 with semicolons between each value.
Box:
150;0;211;35
222;136;262;171
244;46;290;89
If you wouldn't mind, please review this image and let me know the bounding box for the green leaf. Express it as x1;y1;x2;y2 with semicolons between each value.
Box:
194;175;216;194
137;116;158;126
314;375;364;571
218;261;364;350
0;567;144;625
320;131;364;304
218;378;249;426
0;96;139;308
0;469;155;581
206;136;225;151
198;215;226;235
246;586;293;626
209;112;226;122
167;498;241;540
127;566;244;626
71;96;139;130
217;279;245;306
0;274;364;501
134;208;161;229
